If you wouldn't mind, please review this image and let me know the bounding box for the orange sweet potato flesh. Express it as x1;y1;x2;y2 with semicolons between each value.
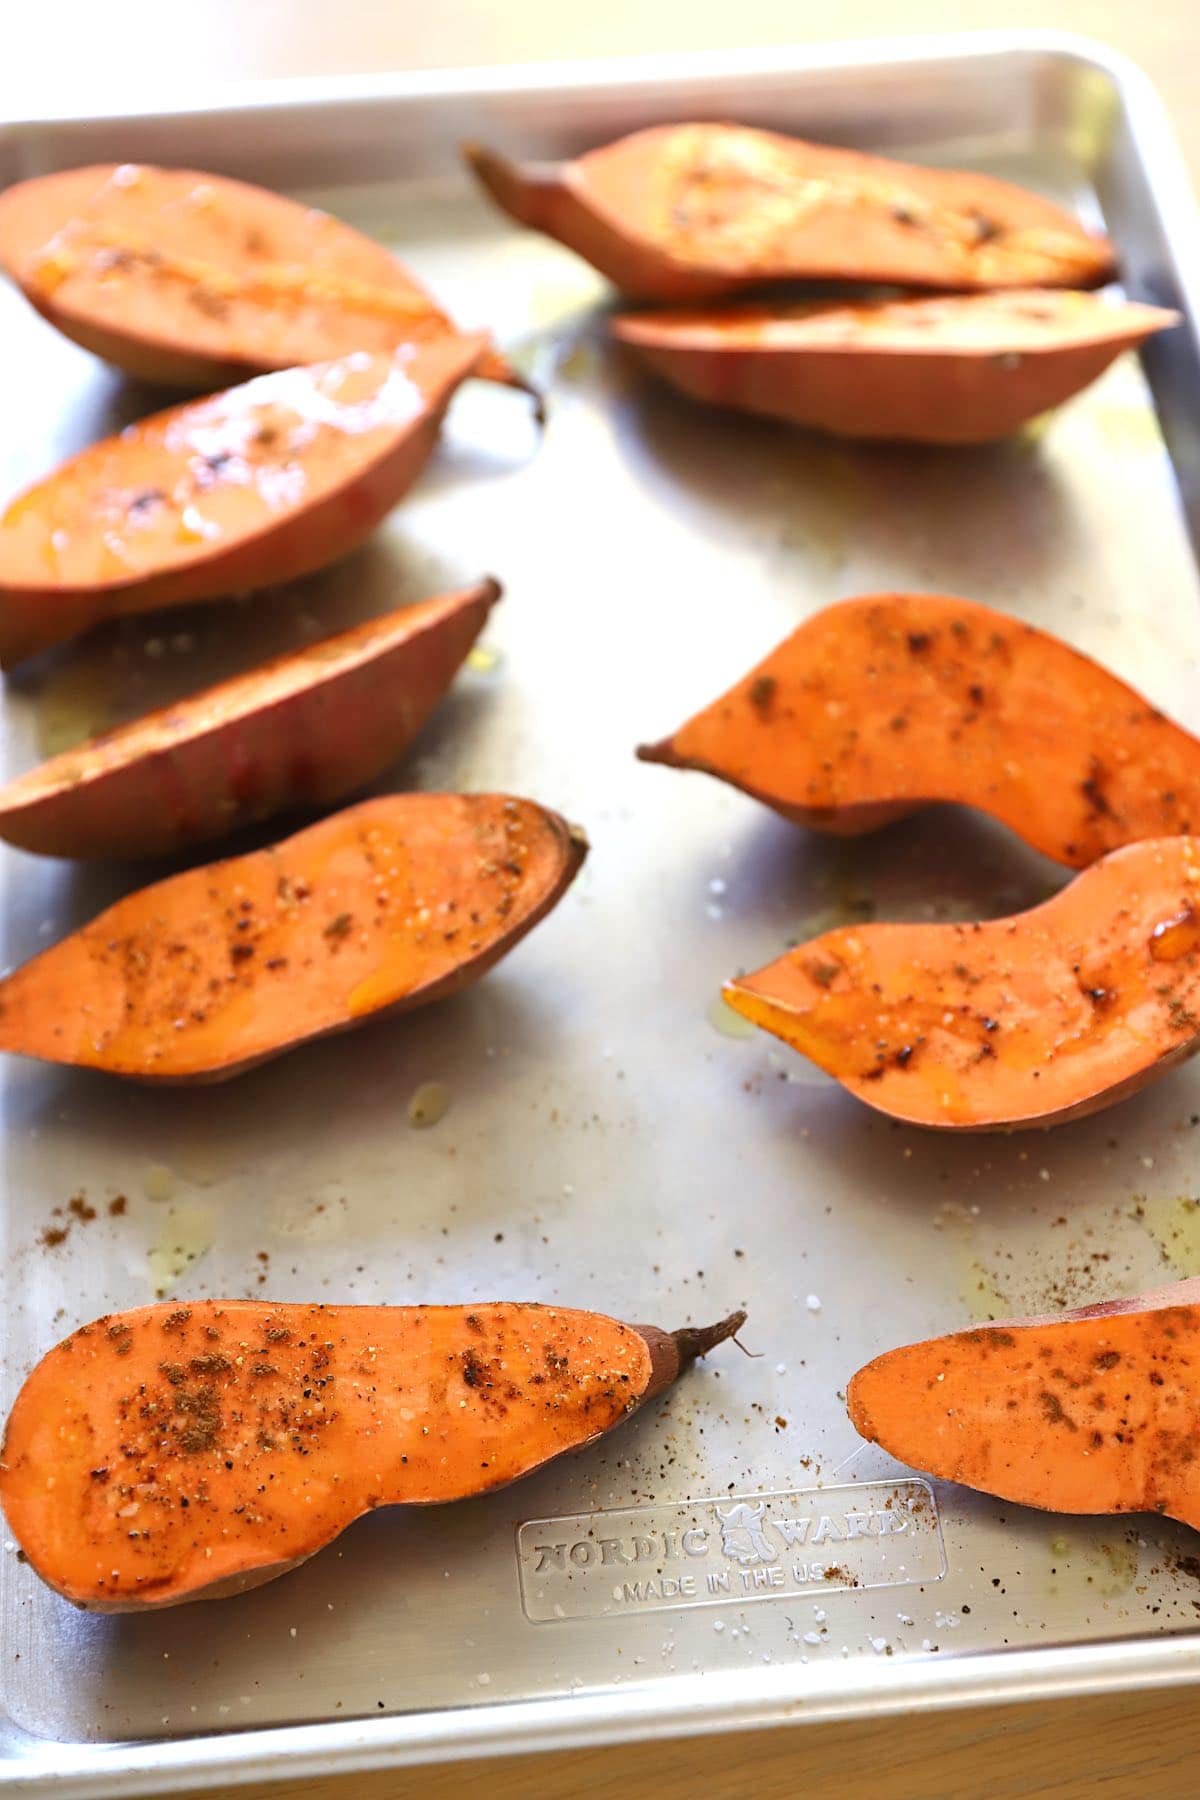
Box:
464;126;1115;301
725;836;1200;1130
0;1298;746;1610
848;1281;1200;1530
638;595;1200;870
0;331;488;668
0;163;521;393
612;291;1177;443
0;792;586;1081
0;579;499;859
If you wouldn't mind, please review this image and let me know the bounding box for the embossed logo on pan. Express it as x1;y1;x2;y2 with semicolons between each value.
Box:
516;1479;945;1621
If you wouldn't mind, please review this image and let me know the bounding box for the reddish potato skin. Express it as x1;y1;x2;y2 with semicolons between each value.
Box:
464;128;1115;301
464;143;726;303
0;581;500;859
0;333;488;669
0;164;521;393
25;295;522;398
636;593;1200;870
612;295;1178;443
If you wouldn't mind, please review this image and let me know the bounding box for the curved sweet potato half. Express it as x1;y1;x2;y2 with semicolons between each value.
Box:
638;594;1200;869
0;1298;745;1610
0;579;500;859
0;792;586;1081
0;332;488;668
724;836;1200;1130
0;162;521;392
848;1281;1200;1531
612;291;1177;443
464;126;1114;301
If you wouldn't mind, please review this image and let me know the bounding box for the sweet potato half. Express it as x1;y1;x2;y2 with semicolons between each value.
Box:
0;579;499;859
0;162;520;393
612;291;1176;443
638;594;1200;870
848;1281;1200;1531
0;332;488;668
464;125;1115;301
725;836;1200;1130
0;1298;745;1610
0;792;586;1081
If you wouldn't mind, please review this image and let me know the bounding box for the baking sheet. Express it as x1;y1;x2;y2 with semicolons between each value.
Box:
1;30;1200;1794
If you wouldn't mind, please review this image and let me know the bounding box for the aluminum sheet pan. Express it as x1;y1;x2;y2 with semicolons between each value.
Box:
1;29;1200;1795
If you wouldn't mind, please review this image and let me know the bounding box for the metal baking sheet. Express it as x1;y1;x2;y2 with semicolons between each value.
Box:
2;29;1200;1795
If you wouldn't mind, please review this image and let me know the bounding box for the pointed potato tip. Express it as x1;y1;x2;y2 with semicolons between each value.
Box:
1113;301;1183;344
461;140;555;232
635;737;677;767
1080;240;1120;289
721;975;757;1013
1140;305;1184;339
477;347;546;421
567;820;590;859
460;140;517;201
636;1309;747;1401
610;314;664;351
673;1309;748;1364
502;366;547;428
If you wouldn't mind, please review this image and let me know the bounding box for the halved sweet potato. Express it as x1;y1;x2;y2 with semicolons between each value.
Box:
612;291;1177;443
0;792;586;1081
848;1281;1200;1530
0;162;520;392
724;836;1200;1130
0;579;499;859
464;126;1115;300
638;595;1200;870
0;332;488;668
0;1298;745;1610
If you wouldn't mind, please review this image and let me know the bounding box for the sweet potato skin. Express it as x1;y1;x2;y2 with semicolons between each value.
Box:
0;332;488;668
0;580;500;859
725;836;1200;1130
638;595;1200;870
465;126;1115;300
612;292;1177;443
0;792;587;1081
0;1299;743;1610
848;1282;1200;1530
0;163;514;390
